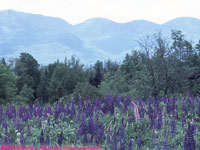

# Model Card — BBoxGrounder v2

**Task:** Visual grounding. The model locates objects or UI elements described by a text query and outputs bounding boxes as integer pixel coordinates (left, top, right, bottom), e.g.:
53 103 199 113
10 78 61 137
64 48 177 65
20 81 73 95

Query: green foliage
89 60 104 87
0 57 6 66
99 70 135 97
0 64 17 103
2 30 200 103
44 56 86 102
71 82 100 102
14 53 40 101
19 84 34 103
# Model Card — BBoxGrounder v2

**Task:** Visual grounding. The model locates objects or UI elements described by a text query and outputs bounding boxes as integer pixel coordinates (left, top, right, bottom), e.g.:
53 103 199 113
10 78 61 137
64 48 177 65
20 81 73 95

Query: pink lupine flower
131 101 140 122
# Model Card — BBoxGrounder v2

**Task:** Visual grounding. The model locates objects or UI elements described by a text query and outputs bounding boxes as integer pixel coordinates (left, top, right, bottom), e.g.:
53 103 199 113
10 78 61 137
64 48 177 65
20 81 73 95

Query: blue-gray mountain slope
1 10 200 64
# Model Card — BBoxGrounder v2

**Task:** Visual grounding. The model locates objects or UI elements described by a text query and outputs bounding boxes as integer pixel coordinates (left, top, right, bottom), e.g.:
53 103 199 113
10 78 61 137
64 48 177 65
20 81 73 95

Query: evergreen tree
14 53 40 101
91 60 103 87
0 64 17 103
0 58 6 66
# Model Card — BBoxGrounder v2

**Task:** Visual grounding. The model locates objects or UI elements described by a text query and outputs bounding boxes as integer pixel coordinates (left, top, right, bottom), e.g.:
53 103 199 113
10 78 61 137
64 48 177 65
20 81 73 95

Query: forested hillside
1 30 200 104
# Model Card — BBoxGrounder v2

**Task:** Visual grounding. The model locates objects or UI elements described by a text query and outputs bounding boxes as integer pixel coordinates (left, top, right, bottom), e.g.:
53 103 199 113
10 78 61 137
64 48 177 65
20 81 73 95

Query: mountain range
0 9 200 65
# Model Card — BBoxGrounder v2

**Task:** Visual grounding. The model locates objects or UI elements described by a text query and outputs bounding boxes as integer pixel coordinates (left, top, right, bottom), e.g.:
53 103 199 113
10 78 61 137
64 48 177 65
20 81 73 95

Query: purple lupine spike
107 134 111 145
184 133 189 150
192 118 196 135
77 119 87 136
188 96 195 113
40 130 45 145
2 136 9 146
112 127 118 150
175 112 179 120
65 104 71 115
47 118 50 126
4 130 13 146
20 133 26 146
75 110 81 124
37 107 43 118
157 108 163 129
160 130 170 150
166 102 171 114
184 122 196 150
119 143 125 150
128 139 133 150
97 123 105 141
119 125 124 145
39 119 42 128
136 136 142 148
83 134 88 145
110 140 117 150
46 105 53 116
45 135 50 146
150 115 155 129
198 102 200 117
148 104 154 117
85 105 93 117
170 116 176 137
88 117 94 134
27 124 32 136
182 115 186 128
57 131 63 146
139 106 145 118
2 120 8 129
22 109 29 122
0 105 3 115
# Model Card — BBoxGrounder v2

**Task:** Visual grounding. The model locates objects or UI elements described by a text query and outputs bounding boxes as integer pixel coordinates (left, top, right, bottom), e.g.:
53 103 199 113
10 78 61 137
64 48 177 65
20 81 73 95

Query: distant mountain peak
1 10 200 64
164 17 200 24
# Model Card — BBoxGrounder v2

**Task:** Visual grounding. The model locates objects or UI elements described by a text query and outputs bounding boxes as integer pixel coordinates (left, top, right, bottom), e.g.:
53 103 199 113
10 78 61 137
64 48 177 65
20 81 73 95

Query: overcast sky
0 0 199 25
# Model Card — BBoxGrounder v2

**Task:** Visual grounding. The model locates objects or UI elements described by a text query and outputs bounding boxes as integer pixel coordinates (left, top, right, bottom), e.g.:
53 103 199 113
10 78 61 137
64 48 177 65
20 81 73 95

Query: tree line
1 30 200 104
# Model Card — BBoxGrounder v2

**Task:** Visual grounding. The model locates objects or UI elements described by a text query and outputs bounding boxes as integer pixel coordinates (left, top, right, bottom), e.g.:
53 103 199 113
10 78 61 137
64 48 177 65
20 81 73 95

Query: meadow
0 93 200 150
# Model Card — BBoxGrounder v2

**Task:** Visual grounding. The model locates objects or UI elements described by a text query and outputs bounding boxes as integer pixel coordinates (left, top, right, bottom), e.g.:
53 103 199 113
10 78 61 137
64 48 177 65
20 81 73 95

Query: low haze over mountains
1 9 200 64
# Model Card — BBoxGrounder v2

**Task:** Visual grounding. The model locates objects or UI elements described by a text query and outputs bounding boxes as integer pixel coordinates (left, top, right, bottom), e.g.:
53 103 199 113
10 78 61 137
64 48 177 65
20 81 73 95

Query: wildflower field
1 94 200 150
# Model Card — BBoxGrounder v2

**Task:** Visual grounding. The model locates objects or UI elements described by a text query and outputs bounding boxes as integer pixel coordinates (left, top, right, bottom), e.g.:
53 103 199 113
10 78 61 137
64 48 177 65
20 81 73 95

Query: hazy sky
0 0 199 25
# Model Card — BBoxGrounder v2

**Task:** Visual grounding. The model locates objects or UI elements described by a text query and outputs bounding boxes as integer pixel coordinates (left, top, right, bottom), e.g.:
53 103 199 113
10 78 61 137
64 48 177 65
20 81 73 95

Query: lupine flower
40 130 45 145
88 117 94 134
119 125 125 145
77 119 87 136
2 120 8 129
160 130 170 150
128 139 133 150
192 118 196 135
198 102 200 117
182 115 186 128
107 134 111 145
182 101 187 115
131 101 140 122
2 136 9 146
184 123 196 150
27 124 32 136
83 134 88 145
136 136 142 148
170 117 176 137
98 123 105 140
20 133 26 146
70 102 76 118
157 108 163 129
45 135 50 146
57 131 63 146
39 119 42 128
119 143 125 150
111 128 118 150
75 110 81 124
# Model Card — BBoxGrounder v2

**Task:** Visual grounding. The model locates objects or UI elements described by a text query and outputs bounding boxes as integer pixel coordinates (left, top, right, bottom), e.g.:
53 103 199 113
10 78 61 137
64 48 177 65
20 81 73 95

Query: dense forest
1 30 200 104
